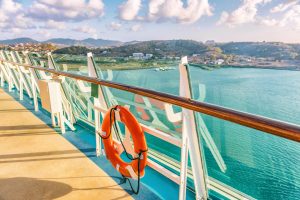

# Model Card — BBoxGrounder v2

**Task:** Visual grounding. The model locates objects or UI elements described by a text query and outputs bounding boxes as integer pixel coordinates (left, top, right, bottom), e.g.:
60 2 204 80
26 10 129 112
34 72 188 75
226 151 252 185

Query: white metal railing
1 50 286 200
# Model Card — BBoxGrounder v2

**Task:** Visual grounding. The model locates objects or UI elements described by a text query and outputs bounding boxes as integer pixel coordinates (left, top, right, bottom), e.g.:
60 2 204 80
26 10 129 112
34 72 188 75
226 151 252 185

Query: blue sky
0 0 300 42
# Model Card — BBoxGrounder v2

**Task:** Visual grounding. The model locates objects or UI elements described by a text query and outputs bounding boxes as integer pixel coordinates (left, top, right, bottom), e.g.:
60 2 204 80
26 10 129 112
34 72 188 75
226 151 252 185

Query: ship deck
0 88 133 200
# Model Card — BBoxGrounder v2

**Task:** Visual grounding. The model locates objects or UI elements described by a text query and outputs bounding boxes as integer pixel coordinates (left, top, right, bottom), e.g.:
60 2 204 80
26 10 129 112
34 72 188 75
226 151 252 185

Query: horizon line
1 37 300 44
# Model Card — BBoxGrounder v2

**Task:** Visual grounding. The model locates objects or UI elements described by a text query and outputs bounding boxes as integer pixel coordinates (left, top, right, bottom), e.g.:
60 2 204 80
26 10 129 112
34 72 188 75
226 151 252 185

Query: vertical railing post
0 52 4 87
179 56 207 200
179 116 189 199
0 51 13 92
0 70 3 87
46 52 75 132
10 51 24 100
14 51 33 98
88 103 92 121
88 52 109 156
47 53 61 128
4 51 19 91
25 52 39 111
89 53 101 156
31 70 38 111
47 52 56 70
94 105 101 156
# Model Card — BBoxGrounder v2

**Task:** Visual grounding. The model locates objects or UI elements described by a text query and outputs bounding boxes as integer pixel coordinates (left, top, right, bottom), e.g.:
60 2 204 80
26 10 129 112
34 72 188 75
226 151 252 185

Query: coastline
56 61 176 71
190 63 300 71
222 65 300 71
56 59 300 72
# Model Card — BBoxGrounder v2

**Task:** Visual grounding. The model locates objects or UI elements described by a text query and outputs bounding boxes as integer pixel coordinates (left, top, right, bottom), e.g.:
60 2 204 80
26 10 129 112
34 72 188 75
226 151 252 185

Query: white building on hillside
205 40 215 46
215 59 224 65
132 53 144 59
145 54 153 59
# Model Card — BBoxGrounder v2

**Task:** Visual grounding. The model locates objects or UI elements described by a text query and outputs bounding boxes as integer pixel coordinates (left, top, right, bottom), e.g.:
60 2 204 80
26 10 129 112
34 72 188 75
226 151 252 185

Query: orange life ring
101 105 148 179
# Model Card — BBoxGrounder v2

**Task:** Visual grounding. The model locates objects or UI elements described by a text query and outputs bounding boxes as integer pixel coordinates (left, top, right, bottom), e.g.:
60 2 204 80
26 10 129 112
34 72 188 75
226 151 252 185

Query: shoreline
190 63 300 71
57 61 175 71
57 61 300 72
223 64 300 71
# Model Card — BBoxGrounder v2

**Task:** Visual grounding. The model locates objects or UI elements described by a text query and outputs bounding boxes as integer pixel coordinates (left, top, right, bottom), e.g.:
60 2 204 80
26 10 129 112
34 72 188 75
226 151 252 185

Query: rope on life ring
98 105 148 194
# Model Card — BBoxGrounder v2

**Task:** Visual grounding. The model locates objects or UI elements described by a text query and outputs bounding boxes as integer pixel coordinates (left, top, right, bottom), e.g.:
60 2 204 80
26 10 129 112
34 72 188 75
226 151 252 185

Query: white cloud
0 0 105 36
0 0 33 30
107 22 122 31
0 0 21 23
37 29 52 38
270 0 299 13
13 14 34 29
0 27 23 38
11 28 22 34
0 0 21 13
73 25 97 34
73 25 98 38
130 24 141 32
278 5 300 29
28 0 105 21
257 3 300 30
218 0 272 26
119 0 141 21
0 12 8 23
118 0 211 23
225 0 300 31
45 20 66 30
259 18 278 26
148 0 212 24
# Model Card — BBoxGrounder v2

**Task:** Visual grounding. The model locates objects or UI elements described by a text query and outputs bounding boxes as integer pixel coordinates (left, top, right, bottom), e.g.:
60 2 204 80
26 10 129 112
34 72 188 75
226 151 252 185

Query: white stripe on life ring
115 109 121 121
126 165 138 180
97 130 106 137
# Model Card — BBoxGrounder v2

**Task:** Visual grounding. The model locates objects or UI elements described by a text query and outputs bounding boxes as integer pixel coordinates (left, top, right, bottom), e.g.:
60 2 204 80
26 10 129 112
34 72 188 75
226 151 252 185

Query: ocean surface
99 66 300 200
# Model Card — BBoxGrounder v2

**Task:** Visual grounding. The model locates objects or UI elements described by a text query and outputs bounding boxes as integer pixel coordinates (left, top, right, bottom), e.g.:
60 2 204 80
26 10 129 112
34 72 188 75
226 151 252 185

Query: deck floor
0 88 132 200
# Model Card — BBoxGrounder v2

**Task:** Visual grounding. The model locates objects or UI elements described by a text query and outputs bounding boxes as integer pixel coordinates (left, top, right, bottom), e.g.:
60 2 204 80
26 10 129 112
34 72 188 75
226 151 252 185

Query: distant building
205 40 215 46
215 59 224 65
192 54 201 57
132 53 144 59
145 54 153 59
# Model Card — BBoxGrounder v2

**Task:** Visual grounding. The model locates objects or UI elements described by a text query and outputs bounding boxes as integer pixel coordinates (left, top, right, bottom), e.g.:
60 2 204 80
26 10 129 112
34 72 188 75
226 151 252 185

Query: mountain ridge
1 38 300 60
53 40 300 60
0 37 39 45
0 37 123 47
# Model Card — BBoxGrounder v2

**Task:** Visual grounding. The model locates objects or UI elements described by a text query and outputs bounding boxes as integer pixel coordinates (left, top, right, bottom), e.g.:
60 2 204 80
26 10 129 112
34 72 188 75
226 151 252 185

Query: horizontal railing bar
1 59 300 143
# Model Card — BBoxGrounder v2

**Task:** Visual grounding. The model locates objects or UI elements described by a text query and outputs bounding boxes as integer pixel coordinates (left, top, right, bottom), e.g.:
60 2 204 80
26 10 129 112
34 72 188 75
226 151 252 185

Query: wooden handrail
1 59 300 142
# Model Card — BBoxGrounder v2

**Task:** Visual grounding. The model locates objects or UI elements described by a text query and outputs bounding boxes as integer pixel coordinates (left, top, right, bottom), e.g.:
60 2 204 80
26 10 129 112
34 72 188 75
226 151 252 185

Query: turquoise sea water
102 66 300 200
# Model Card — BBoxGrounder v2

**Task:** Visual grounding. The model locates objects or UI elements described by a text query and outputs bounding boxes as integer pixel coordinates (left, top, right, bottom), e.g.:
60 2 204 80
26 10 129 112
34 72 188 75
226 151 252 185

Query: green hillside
54 40 209 57
53 40 300 60
219 42 300 60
